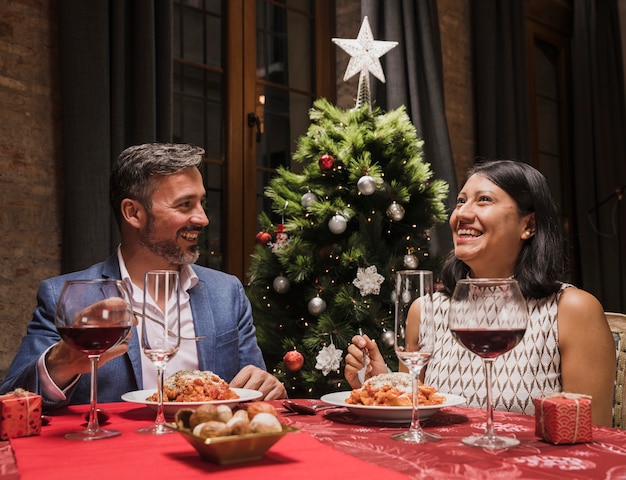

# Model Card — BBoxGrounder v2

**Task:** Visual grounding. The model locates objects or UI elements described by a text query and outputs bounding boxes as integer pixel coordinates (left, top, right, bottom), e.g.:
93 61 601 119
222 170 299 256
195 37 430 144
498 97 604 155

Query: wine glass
136 270 181 435
391 270 441 443
449 278 528 449
54 279 133 440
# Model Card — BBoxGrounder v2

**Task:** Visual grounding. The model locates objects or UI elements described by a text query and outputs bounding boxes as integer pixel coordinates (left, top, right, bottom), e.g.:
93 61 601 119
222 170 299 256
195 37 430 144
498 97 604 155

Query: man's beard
140 216 201 265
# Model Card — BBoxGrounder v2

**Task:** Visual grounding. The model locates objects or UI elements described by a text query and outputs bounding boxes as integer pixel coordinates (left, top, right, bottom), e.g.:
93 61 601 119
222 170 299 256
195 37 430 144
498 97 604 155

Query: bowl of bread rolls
167 401 299 464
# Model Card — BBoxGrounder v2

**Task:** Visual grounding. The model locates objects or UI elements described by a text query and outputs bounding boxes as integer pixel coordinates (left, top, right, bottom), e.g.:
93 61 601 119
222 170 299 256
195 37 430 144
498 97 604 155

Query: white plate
319 391 466 423
121 388 263 417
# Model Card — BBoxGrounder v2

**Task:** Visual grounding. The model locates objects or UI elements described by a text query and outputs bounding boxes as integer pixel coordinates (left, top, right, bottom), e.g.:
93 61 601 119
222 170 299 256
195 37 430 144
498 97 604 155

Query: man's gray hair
109 143 205 226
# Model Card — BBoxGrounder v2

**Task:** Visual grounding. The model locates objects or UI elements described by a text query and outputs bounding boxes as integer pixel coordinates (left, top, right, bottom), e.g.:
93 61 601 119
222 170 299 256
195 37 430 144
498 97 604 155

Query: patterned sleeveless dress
424 283 569 415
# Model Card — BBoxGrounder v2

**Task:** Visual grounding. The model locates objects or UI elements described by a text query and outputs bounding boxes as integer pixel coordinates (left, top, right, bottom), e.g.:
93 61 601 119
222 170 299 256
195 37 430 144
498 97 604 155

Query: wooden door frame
226 0 336 280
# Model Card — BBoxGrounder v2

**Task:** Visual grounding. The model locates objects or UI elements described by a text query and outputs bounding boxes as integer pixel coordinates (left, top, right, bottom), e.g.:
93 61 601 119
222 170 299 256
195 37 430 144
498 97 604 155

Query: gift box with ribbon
0 389 42 440
534 392 592 444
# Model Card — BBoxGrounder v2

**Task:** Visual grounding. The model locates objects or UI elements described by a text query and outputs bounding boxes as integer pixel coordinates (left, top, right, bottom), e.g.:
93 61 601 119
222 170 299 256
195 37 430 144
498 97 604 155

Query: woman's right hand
344 334 388 389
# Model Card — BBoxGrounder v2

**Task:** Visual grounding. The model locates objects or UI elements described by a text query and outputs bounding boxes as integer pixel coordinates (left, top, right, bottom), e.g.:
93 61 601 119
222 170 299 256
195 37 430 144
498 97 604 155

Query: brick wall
438 0 475 187
0 0 61 380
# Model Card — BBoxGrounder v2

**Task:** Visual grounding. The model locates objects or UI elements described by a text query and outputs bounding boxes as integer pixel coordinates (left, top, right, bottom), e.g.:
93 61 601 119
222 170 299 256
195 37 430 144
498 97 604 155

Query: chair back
606 312 626 429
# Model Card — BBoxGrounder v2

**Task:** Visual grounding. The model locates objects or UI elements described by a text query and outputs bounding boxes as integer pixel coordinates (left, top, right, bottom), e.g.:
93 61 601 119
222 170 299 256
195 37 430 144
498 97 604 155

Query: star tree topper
332 16 398 109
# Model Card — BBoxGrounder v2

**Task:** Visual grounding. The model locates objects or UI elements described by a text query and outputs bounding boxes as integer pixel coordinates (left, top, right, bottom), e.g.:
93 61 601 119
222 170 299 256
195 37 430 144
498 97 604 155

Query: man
1 143 286 409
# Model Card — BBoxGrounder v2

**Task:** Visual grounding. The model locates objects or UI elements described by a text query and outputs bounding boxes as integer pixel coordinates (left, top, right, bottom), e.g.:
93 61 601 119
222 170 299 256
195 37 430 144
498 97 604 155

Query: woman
345 160 616 426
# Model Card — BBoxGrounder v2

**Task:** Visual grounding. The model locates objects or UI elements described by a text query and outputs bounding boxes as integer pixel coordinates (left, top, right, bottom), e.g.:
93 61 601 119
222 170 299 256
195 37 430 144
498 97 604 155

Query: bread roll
188 404 232 428
246 401 278 419
193 420 231 439
250 412 282 433
226 410 252 435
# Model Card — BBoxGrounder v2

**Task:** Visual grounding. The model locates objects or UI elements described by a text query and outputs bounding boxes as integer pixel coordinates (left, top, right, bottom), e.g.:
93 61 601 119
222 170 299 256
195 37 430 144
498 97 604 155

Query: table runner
280 401 626 479
9 402 410 480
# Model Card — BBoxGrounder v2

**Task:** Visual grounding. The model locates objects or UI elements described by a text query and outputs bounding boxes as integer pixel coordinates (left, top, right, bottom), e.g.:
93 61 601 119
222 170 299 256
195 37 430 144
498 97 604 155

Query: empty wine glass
136 270 181 435
391 270 441 443
55 279 133 440
449 278 528 449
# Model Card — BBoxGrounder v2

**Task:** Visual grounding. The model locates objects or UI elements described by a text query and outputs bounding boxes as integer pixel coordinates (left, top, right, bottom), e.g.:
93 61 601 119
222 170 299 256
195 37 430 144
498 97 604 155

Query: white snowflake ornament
315 342 343 376
352 265 385 296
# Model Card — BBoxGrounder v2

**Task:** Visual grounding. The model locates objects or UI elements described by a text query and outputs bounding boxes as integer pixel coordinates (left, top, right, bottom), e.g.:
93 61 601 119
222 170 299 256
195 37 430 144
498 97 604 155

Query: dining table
2 397 626 480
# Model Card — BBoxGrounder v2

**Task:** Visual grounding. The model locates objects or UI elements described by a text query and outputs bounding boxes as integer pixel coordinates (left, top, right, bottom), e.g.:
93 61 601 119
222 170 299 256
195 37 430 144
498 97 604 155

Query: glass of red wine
391 270 440 443
449 278 528 449
55 279 133 440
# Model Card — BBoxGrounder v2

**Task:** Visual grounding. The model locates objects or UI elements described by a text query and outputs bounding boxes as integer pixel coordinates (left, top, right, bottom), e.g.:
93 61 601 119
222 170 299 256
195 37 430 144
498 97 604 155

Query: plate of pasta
320 373 465 422
320 391 466 422
121 369 262 417
121 388 263 417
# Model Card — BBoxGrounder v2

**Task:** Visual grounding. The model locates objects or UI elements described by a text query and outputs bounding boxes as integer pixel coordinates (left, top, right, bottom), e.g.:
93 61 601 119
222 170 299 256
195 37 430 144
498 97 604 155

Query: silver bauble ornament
381 330 395 347
328 214 347 234
307 296 327 316
357 175 376 195
386 201 405 221
401 288 412 304
300 191 318 208
272 275 291 294
403 254 418 269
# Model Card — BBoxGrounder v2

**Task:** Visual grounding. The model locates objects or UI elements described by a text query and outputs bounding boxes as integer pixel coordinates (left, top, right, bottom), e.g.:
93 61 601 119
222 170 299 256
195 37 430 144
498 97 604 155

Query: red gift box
0 389 42 440
534 393 592 444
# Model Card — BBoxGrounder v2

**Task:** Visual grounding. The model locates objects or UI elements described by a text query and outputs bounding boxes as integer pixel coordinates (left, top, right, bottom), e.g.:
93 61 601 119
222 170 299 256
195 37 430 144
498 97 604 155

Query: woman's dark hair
439 160 564 299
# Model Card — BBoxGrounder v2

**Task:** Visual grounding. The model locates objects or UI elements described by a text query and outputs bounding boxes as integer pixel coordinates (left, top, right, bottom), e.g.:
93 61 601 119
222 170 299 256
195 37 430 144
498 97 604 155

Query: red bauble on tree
255 231 272 245
318 153 335 171
283 350 305 372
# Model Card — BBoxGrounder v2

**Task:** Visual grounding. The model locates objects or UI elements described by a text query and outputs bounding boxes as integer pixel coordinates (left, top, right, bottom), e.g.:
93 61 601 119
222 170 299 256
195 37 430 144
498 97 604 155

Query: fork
357 328 367 385
132 310 206 342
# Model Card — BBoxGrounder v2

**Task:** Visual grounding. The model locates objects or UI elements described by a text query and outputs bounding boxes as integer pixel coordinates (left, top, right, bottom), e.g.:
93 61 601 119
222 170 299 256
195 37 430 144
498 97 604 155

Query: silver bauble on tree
386 201 405 221
403 253 418 269
328 214 348 234
307 296 327 316
381 329 395 346
300 191 318 208
357 175 376 195
273 275 291 294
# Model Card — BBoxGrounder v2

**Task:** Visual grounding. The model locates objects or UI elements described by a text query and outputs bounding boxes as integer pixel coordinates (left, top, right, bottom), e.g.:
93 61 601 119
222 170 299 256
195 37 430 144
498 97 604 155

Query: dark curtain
471 1 531 163
572 0 626 312
57 0 173 273
471 0 626 311
361 0 457 257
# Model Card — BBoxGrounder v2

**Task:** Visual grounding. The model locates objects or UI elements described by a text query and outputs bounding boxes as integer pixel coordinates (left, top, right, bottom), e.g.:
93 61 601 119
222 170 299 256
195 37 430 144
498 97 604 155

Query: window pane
173 0 225 270
255 1 315 227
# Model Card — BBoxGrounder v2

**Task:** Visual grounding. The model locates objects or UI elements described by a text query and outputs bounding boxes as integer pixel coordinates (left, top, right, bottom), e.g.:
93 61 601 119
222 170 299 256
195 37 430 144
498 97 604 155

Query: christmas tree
246 18 449 398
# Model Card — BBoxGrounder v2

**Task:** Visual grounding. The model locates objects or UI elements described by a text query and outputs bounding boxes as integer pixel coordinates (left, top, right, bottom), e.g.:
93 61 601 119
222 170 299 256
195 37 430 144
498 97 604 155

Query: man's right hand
45 334 132 390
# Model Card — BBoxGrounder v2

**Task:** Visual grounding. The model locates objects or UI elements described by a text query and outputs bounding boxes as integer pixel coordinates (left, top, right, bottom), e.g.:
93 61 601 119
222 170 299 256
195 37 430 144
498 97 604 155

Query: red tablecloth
4 400 626 480
6 402 411 480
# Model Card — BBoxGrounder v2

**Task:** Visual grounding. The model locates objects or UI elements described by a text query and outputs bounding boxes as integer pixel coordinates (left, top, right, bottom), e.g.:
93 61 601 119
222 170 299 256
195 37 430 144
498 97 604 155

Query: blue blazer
0 255 266 409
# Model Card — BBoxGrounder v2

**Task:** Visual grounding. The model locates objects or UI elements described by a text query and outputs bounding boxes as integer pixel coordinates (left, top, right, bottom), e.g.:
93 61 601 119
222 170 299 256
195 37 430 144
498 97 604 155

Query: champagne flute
55 279 133 440
391 270 441 443
449 278 528 449
136 270 181 435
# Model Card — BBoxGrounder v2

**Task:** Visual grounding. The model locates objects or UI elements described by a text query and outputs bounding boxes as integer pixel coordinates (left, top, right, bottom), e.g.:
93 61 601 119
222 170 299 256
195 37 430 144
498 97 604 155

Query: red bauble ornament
255 231 272 245
283 350 305 372
318 153 335 171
